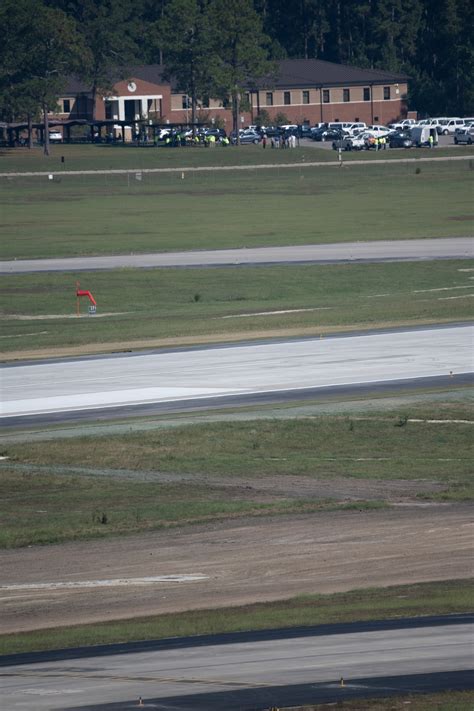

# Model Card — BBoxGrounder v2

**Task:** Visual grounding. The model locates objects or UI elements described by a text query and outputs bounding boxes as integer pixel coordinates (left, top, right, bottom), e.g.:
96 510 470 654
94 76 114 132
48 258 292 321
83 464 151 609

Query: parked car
312 126 347 141
345 122 367 135
297 125 313 139
203 128 226 140
231 130 261 145
332 134 366 151
49 130 63 142
259 126 281 137
388 119 416 131
436 118 464 135
311 127 326 141
388 131 414 148
454 127 474 145
366 125 391 137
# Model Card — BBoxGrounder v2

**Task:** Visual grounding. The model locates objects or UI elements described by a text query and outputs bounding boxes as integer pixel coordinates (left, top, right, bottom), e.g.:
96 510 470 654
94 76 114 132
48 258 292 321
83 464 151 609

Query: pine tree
207 0 274 138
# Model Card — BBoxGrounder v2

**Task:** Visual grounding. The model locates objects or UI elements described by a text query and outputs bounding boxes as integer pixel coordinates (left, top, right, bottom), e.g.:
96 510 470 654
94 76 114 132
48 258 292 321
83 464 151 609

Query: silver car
454 127 474 145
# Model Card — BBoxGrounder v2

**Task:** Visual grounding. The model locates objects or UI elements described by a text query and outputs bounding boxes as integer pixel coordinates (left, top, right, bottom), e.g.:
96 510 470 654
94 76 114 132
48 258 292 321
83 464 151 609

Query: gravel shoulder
1 505 472 634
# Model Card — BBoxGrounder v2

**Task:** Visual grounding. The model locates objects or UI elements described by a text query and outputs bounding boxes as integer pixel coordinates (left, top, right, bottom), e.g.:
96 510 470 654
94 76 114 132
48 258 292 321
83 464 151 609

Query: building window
323 89 330 103
105 102 112 120
383 86 391 100
182 95 190 109
363 87 370 101
148 98 162 115
266 92 273 106
201 95 209 108
302 90 310 104
62 99 70 113
343 89 350 102
284 91 291 105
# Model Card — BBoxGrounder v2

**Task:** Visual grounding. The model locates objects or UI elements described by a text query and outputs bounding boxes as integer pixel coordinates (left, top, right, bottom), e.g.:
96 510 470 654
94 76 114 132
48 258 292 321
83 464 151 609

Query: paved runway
1 618 472 710
0 237 472 274
1 324 472 423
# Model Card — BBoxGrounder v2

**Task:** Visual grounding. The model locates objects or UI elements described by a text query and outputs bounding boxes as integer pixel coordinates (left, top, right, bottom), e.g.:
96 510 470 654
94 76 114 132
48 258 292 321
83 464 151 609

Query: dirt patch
2 463 448 504
1 312 130 320
0 504 471 633
448 215 474 221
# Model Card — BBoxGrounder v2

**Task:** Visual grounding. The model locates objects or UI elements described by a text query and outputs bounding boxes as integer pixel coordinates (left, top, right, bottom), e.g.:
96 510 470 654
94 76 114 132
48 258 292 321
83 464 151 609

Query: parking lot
301 133 457 150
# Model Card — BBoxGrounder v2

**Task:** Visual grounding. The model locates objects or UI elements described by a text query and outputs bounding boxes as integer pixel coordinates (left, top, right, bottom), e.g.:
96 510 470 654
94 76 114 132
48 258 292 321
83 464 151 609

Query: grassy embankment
0 580 471 656
1 260 473 355
1 399 472 547
1 160 472 260
295 690 474 711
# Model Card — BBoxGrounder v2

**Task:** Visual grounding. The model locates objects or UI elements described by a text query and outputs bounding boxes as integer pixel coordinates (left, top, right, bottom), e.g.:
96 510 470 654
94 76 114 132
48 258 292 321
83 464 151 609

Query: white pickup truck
332 134 366 151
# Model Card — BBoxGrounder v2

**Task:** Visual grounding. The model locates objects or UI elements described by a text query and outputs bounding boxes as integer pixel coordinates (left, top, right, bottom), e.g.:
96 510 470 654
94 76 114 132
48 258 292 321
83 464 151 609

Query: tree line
1 0 472 152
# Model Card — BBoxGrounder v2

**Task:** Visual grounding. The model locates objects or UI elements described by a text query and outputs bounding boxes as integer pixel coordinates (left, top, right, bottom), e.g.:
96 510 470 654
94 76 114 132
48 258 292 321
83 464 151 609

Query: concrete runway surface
2 324 473 422
1 619 472 710
0 237 472 274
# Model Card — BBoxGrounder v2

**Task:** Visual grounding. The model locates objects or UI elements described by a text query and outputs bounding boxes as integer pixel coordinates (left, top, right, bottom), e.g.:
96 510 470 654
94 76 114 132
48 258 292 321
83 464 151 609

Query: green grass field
1 260 473 354
1 400 471 546
1 142 473 173
303 690 474 711
1 159 472 259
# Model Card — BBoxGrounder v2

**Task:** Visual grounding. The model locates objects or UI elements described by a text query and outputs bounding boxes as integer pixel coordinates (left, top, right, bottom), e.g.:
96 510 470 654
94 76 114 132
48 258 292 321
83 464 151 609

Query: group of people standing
366 135 387 150
262 133 299 149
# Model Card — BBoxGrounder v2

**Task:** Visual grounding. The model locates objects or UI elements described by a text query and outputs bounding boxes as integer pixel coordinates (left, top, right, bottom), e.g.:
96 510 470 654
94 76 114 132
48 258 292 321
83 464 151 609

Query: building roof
61 59 408 97
62 65 168 96
257 58 408 90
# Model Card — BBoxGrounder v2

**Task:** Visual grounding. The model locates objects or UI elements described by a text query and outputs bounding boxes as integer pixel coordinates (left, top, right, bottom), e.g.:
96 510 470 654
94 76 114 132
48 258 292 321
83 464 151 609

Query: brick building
55 59 409 134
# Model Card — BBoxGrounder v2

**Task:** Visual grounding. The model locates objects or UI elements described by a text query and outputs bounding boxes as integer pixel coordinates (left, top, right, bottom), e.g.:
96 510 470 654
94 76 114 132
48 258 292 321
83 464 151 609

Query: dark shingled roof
255 58 408 89
62 65 168 95
62 59 408 96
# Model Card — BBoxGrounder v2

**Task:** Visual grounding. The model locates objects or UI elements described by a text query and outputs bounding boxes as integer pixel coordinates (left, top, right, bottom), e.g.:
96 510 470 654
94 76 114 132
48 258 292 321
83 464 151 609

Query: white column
118 98 125 121
140 98 148 119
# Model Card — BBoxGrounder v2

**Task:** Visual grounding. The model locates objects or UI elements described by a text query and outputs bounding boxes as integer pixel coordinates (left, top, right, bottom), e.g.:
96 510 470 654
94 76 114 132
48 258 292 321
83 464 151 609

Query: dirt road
1 505 472 633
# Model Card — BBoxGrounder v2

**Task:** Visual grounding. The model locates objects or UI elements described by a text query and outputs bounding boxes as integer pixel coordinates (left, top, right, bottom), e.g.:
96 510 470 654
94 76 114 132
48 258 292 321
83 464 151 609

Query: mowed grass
0 579 472 656
0 470 331 547
0 142 472 173
1 260 473 353
1 403 471 546
303 690 474 711
9 407 473 481
1 160 472 259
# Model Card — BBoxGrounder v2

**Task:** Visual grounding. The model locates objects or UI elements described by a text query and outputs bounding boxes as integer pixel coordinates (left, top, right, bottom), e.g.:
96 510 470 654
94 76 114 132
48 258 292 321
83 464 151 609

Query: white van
437 118 464 134
411 126 438 147
346 122 367 134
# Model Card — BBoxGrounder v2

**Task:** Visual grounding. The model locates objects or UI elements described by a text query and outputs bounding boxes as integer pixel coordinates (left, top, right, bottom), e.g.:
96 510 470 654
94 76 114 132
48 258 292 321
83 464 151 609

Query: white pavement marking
220 307 333 318
1 325 472 418
0 575 209 591
438 294 474 300
413 286 473 293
